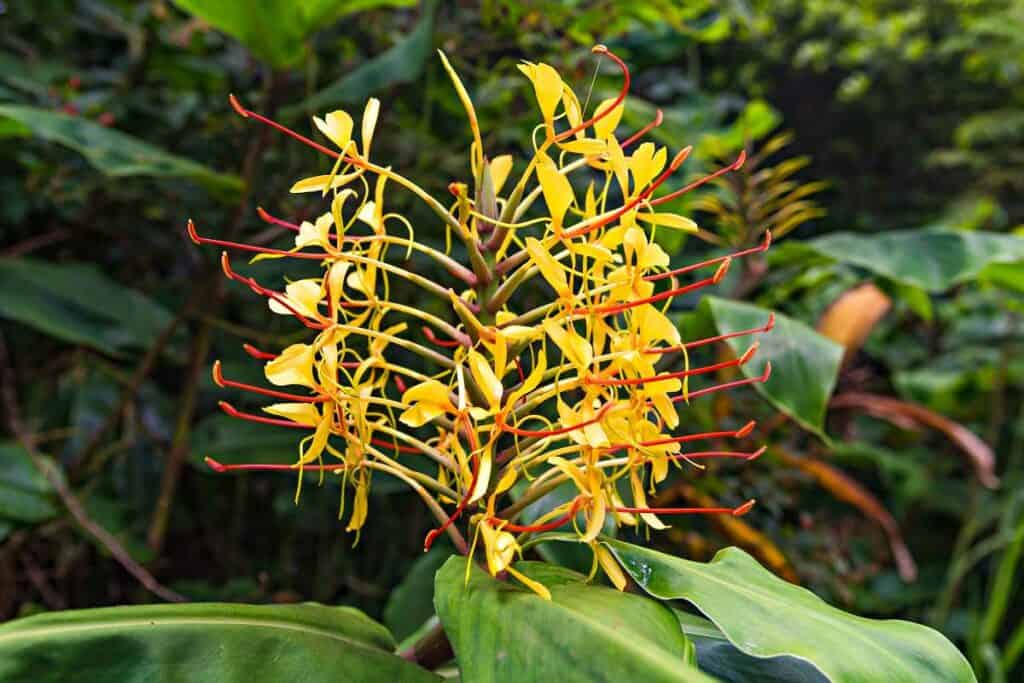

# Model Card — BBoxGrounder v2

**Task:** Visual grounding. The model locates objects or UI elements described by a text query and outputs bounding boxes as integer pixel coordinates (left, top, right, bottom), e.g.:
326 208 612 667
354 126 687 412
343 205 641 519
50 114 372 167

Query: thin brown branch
0 331 186 603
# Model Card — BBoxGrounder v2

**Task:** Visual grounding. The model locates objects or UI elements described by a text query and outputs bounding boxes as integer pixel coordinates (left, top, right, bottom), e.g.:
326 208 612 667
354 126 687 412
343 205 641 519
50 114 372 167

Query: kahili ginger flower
193 45 774 598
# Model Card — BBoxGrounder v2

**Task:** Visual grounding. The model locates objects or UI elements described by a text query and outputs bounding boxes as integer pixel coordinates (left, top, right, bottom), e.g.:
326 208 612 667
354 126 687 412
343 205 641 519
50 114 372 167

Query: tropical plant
0 45 976 682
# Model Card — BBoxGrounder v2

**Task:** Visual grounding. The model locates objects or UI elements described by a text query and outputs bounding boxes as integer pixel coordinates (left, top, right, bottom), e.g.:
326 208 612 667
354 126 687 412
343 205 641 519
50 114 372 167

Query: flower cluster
192 46 774 598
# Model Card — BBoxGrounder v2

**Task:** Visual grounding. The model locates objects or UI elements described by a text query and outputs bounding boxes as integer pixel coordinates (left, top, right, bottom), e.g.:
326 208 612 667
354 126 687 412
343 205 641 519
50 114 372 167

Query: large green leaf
173 0 415 68
801 229 1024 293
434 558 714 683
0 602 440 682
0 442 60 525
675 611 828 683
604 541 976 683
705 296 843 437
0 259 179 356
289 0 438 116
0 105 239 193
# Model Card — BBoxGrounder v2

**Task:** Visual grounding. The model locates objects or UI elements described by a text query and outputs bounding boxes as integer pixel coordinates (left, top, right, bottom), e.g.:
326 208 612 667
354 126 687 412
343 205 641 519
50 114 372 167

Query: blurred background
1 1 1022 678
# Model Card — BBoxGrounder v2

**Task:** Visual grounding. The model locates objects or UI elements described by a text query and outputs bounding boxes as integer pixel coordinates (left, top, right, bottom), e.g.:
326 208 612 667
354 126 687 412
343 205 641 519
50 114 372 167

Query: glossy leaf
705 296 843 437
0 259 178 356
172 0 415 68
605 541 977 683
676 611 828 683
0 105 240 193
0 602 440 682
434 558 714 683
290 0 438 116
802 229 1024 293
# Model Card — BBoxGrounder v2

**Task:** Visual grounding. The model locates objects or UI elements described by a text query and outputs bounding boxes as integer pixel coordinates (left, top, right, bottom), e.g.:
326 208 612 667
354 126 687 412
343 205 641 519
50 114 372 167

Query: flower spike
193 50 783 596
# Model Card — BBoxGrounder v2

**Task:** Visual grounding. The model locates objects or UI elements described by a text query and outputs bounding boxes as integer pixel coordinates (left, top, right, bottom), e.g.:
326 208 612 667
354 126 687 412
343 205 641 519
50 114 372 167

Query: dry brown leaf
817 283 892 365
830 392 998 488
779 450 918 582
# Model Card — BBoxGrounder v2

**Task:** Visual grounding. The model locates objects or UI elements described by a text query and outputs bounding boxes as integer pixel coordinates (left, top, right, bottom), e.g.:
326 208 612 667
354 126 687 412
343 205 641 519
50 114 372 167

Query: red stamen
243 343 278 360
666 446 766 462
500 402 612 437
613 499 755 516
553 45 631 143
621 109 663 149
603 420 756 454
575 259 728 317
187 219 329 260
220 252 328 330
646 230 772 283
205 456 345 473
257 206 301 232
230 94 358 162
588 343 757 387
393 375 408 394
422 326 461 348
563 145 692 240
515 358 526 383
213 360 327 402
673 362 772 402
423 449 481 552
489 497 584 533
649 149 746 207
219 401 312 429
648 314 775 354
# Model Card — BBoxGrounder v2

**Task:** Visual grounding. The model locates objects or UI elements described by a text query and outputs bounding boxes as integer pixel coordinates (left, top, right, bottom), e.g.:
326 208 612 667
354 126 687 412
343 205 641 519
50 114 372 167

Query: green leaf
384 543 452 642
675 611 829 682
289 0 438 116
0 602 441 682
801 229 1024 293
434 558 715 683
173 0 416 68
705 296 843 437
605 541 977 683
0 105 240 193
0 442 60 525
0 259 179 356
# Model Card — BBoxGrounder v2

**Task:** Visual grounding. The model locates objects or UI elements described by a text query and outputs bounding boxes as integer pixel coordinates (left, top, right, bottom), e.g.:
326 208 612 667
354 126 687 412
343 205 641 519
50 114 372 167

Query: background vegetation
1 1 1022 679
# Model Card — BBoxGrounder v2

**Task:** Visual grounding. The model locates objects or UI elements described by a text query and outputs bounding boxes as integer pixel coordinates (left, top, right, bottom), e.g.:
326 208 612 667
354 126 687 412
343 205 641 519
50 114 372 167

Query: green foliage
171 0 417 67
2 0 1023 680
0 602 440 682
435 558 712 682
705 297 843 436
605 541 976 683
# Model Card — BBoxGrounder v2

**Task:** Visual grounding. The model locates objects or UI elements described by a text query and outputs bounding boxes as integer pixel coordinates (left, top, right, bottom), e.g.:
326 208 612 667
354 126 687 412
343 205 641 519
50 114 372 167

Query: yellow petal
593 98 624 140
290 171 360 194
490 155 514 194
559 138 606 155
361 98 380 156
264 402 320 427
636 212 699 232
313 110 353 150
269 279 321 317
468 348 503 410
469 450 492 503
630 143 666 190
595 545 628 591
526 237 569 296
507 566 552 601
543 319 592 370
265 343 317 389
519 62 563 122
536 154 574 229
